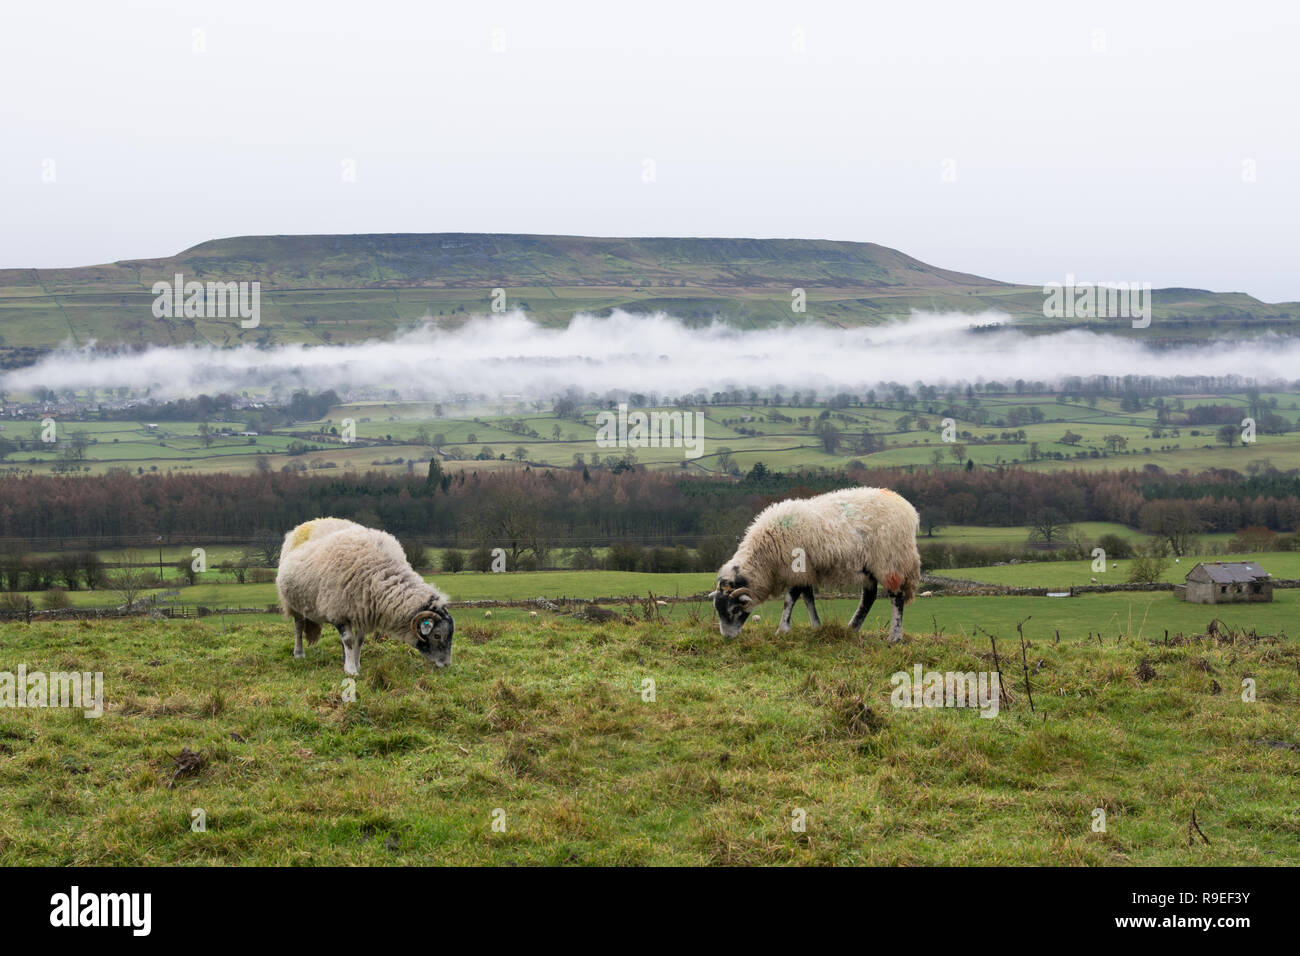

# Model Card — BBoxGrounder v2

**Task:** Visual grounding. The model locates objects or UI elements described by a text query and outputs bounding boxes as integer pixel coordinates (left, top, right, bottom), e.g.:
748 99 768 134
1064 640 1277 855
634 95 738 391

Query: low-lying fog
2 311 1295 402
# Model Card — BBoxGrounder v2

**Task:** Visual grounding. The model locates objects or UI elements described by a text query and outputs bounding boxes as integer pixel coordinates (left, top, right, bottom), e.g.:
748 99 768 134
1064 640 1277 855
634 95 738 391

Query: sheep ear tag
419 618 435 637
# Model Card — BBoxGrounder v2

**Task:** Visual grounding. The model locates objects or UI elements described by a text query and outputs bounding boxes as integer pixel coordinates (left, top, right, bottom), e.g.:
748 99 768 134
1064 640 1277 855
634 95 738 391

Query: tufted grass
0 605 1296 865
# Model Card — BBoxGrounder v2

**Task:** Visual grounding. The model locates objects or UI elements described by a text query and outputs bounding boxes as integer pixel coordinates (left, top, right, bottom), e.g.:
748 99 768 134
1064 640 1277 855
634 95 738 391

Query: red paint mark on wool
884 572 904 592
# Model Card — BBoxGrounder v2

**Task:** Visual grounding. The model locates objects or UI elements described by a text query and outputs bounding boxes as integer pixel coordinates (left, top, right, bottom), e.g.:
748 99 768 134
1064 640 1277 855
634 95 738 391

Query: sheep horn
730 587 753 601
411 610 440 637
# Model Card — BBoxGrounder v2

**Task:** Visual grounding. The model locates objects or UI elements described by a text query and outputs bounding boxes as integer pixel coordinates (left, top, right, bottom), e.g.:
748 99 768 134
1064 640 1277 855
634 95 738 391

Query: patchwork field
4 390 1298 477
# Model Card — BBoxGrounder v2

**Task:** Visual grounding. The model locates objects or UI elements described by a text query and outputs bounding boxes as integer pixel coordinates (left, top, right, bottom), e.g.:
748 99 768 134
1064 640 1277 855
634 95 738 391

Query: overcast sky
2 0 1297 300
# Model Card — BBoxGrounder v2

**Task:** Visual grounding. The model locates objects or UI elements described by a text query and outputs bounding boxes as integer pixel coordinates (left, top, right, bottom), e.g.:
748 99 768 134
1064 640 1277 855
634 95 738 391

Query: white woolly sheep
711 486 921 643
276 517 454 676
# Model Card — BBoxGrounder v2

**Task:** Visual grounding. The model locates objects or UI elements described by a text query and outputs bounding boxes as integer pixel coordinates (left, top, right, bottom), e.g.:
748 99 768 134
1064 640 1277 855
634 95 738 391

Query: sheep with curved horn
276 518 454 676
710 487 921 642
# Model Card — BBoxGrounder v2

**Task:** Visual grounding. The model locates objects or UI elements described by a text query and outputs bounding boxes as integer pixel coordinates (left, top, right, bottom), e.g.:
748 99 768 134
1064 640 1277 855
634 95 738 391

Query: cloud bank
3 311 1295 401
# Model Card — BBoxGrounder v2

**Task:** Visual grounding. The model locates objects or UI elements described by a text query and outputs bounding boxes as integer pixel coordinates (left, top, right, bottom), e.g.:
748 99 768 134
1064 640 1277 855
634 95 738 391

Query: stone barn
1181 561 1272 604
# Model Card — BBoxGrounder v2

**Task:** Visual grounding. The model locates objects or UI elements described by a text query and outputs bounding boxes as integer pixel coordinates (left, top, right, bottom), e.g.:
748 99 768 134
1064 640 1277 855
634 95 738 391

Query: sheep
276 517 454 676
711 487 921 643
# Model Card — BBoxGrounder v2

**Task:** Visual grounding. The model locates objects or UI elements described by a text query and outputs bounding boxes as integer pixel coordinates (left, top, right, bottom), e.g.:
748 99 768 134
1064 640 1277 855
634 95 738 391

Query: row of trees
1 462 1298 555
0 551 104 592
410 539 734 575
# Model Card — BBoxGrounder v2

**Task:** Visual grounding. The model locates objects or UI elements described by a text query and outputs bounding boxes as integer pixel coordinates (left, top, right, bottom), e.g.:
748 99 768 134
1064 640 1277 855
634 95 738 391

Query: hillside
3 602 1296 865
1 233 1296 363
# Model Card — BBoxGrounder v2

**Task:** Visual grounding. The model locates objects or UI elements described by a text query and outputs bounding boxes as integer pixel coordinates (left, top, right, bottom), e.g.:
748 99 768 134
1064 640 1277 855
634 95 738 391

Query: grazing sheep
711 487 921 643
276 517 454 676
529 610 538 618
484 610 492 619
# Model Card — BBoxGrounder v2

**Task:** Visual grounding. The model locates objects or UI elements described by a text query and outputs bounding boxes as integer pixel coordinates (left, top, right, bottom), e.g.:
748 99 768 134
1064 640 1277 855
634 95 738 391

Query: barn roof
1187 561 1269 583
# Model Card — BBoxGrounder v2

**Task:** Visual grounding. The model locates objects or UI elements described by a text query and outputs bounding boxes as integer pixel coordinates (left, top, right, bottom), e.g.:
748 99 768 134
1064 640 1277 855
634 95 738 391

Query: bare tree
470 481 549 563
1141 500 1201 557
249 529 282 567
1028 508 1071 548
78 552 105 590
112 551 150 610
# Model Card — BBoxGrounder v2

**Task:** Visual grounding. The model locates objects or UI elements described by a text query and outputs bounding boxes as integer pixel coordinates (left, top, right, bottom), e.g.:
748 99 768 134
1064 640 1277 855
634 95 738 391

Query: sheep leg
887 591 905 643
337 623 364 676
777 589 798 633
849 575 878 631
800 587 822 628
294 617 322 658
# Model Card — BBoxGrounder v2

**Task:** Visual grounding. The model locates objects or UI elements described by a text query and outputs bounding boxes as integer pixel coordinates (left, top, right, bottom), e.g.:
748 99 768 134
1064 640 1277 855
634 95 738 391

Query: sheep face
408 605 455 668
710 575 755 639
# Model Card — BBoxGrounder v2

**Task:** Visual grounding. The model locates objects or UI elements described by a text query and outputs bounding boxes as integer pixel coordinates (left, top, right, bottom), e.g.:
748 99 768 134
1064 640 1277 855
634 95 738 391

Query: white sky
2 0 1297 300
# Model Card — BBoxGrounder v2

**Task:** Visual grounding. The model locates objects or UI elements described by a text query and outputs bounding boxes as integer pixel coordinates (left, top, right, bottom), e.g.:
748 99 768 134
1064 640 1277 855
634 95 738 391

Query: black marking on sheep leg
337 622 363 676
778 589 797 633
800 587 822 628
849 574 878 631
888 591 905 642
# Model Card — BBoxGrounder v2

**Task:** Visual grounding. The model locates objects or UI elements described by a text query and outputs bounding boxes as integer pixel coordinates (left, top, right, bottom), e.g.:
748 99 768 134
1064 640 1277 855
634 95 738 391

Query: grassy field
1 587 1296 865
942 552 1300 588
5 389 1298 477
7 569 719 613
11 543 1289 614
920 521 1239 550
1 522 1153 566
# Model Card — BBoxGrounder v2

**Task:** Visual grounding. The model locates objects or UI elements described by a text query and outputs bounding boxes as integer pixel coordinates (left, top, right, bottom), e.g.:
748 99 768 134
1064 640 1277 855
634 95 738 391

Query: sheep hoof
293 649 305 659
